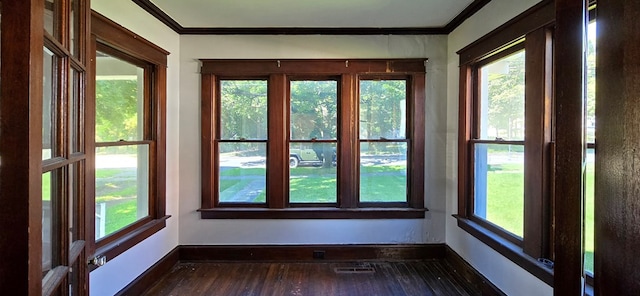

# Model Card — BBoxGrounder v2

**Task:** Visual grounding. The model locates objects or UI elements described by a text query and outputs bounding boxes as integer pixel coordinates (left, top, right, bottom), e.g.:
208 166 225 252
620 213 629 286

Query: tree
486 51 525 140
95 79 141 142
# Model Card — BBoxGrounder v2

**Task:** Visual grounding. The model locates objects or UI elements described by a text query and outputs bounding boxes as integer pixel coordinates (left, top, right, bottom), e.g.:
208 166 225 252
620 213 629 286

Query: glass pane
70 0 80 57
586 22 596 144
359 80 407 139
95 51 145 142
219 142 266 203
479 50 526 141
585 147 595 274
95 145 149 240
290 80 337 140
584 21 597 275
289 142 337 203
360 142 407 202
42 171 58 274
69 68 81 152
474 143 524 237
220 80 267 140
69 162 80 244
43 47 57 160
44 0 57 38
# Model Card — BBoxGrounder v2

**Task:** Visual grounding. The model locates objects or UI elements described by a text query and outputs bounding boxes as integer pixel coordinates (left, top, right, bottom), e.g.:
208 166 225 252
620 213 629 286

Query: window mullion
409 73 425 209
523 27 553 259
267 73 288 208
338 74 358 208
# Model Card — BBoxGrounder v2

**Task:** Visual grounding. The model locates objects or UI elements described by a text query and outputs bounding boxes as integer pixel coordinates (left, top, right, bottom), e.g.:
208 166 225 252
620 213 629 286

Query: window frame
455 0 555 285
88 11 169 267
200 59 426 219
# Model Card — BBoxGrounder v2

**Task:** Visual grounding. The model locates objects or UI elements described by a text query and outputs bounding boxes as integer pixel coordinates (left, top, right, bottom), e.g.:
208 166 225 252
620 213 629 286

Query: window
584 19 596 278
200 60 426 219
456 1 555 284
90 12 169 264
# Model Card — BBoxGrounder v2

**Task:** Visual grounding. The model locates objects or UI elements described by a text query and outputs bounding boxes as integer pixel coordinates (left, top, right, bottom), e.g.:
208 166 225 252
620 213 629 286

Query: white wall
178 35 449 245
89 1 181 295
445 0 553 295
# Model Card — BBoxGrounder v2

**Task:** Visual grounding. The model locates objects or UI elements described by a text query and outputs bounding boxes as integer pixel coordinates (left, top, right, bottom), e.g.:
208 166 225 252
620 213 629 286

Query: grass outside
484 161 595 273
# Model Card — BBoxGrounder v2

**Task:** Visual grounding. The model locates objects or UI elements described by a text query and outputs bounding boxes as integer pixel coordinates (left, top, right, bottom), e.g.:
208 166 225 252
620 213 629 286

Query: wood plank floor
142 260 480 296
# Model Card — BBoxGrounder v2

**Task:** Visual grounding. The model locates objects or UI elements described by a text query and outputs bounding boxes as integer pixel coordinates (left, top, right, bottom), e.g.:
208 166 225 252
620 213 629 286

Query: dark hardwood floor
142 260 481 296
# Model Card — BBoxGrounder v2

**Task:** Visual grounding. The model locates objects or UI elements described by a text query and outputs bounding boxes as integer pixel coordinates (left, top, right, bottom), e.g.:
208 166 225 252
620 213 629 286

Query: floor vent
333 266 376 274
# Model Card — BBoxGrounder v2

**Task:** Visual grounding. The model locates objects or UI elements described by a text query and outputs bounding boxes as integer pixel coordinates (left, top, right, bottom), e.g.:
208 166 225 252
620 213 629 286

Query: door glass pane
220 80 267 140
474 143 524 238
585 147 595 274
70 0 80 57
218 142 266 203
42 171 58 274
290 80 337 140
95 51 145 142
95 145 149 240
360 142 407 202
69 68 81 152
585 21 597 275
44 0 57 38
289 142 337 203
43 47 58 160
69 163 80 244
359 80 407 140
479 50 526 141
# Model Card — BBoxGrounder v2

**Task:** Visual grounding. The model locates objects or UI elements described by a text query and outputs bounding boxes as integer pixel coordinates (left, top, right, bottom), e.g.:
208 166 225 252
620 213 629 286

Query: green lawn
484 162 595 273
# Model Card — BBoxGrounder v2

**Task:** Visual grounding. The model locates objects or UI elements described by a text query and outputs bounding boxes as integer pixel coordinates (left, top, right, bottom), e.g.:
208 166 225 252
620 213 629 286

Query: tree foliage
95 79 141 142
485 51 525 140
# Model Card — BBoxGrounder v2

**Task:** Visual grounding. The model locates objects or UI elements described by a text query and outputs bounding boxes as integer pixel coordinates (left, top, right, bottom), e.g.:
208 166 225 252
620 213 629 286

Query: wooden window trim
200 59 426 219
456 0 555 286
89 11 170 267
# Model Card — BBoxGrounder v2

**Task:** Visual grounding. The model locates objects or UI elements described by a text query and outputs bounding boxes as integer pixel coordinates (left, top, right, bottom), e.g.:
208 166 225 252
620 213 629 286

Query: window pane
44 0 57 38
219 142 266 203
474 143 524 237
42 170 58 274
584 21 597 275
95 51 145 142
43 47 58 160
70 0 80 57
42 172 52 274
360 80 406 139
69 68 82 152
585 147 595 274
95 145 149 240
360 142 407 202
220 80 267 140
586 22 596 144
479 50 525 141
290 80 337 140
290 142 337 203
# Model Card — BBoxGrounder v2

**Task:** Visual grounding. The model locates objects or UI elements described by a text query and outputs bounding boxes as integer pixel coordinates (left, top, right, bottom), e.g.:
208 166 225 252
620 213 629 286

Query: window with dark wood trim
88 11 169 266
456 0 556 285
200 59 426 219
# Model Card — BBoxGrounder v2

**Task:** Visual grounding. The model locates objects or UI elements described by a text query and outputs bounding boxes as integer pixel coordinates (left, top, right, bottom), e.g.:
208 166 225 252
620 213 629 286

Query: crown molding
132 0 490 35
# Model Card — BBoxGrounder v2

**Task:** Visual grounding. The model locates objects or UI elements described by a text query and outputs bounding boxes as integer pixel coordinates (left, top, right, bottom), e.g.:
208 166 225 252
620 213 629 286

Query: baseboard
179 243 446 261
114 244 504 296
444 245 506 296
114 247 179 296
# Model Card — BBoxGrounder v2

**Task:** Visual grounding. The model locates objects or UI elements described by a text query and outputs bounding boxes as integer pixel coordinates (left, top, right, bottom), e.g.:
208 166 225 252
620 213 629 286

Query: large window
456 1 555 285
90 12 169 264
200 60 426 219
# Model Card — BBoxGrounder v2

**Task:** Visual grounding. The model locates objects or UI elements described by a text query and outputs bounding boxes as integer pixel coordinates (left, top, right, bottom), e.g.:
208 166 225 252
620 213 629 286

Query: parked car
289 147 336 168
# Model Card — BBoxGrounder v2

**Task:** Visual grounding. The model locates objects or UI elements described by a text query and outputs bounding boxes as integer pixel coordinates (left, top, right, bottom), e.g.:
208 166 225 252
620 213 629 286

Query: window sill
453 215 553 286
199 207 427 219
90 215 171 271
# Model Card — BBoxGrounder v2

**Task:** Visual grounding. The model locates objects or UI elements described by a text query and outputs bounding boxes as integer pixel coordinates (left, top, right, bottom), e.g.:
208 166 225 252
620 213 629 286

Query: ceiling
133 0 490 34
